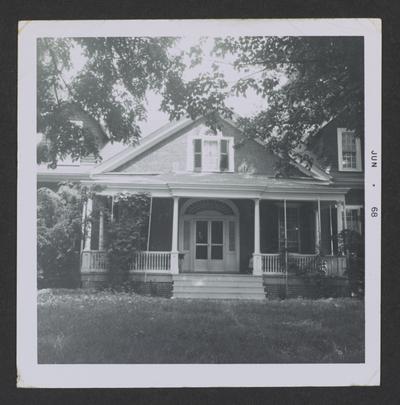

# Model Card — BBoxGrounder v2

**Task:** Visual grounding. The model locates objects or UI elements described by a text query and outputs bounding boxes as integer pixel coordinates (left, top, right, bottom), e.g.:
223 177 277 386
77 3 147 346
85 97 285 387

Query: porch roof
88 172 349 201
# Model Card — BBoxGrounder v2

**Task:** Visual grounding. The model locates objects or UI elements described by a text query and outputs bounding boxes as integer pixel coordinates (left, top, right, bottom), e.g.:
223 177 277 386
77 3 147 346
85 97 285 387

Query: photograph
17 19 381 387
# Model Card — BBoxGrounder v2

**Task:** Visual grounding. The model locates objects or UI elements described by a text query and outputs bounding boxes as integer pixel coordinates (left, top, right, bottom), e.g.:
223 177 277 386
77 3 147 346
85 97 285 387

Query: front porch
81 194 349 296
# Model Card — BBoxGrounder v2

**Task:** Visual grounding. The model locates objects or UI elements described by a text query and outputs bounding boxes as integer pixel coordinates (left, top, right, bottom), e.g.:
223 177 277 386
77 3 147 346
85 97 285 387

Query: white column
98 209 104 251
317 198 322 254
336 201 344 234
83 197 93 251
253 198 262 275
329 204 334 255
170 196 180 274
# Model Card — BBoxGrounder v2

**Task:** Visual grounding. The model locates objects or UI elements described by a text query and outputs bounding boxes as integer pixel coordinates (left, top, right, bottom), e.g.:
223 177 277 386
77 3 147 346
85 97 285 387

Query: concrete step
173 275 261 281
173 292 266 300
173 286 265 293
172 273 266 300
173 280 263 287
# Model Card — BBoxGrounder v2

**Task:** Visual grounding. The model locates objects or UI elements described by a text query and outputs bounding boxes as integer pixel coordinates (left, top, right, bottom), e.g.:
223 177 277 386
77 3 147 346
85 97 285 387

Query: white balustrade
288 253 319 272
130 251 171 272
81 250 108 273
261 253 282 274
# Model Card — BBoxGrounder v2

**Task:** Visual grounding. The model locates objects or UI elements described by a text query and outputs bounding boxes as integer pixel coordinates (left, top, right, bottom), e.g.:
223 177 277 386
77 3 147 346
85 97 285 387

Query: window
345 206 363 234
278 206 300 252
194 139 202 170
220 139 229 171
190 135 233 172
337 128 362 171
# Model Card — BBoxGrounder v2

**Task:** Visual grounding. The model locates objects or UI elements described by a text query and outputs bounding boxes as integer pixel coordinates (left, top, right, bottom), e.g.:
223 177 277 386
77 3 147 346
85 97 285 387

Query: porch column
253 198 262 275
98 209 104 251
170 196 180 274
329 203 334 255
336 200 345 234
83 197 93 251
314 199 321 254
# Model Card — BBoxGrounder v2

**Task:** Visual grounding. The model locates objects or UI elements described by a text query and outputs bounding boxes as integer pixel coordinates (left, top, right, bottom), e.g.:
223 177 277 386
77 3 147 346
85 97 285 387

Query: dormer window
337 128 362 172
189 132 234 173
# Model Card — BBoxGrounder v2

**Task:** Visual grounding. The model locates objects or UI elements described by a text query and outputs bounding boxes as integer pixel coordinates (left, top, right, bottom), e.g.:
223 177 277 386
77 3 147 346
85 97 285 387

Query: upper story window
337 128 362 172
190 132 234 173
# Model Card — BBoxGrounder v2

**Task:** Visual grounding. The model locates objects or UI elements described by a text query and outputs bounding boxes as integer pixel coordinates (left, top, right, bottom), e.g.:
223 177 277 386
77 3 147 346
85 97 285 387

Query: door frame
179 198 240 273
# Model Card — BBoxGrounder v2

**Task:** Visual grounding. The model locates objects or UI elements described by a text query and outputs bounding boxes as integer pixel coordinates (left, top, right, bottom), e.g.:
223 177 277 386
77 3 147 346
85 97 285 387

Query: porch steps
172 274 266 300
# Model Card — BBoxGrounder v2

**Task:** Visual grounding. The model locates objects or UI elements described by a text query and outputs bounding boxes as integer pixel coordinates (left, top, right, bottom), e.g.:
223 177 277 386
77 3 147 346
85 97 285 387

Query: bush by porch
38 289 364 364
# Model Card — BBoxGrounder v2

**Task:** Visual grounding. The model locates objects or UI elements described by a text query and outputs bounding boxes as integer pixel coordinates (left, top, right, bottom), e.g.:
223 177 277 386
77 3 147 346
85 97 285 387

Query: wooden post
98 209 104 251
329 203 334 255
171 196 179 274
284 199 288 296
83 197 93 251
253 198 262 275
317 198 322 253
146 196 153 251
110 195 114 222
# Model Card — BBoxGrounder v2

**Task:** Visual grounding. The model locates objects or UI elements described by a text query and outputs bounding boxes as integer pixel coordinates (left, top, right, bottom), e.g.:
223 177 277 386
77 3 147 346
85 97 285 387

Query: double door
194 219 225 272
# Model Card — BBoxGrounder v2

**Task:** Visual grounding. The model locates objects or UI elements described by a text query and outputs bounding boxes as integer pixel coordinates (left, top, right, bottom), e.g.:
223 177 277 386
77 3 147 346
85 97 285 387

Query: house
37 114 364 299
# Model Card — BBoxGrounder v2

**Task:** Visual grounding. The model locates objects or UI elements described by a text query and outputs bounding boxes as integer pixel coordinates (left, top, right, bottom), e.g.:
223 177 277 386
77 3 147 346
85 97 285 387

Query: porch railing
261 253 347 276
130 251 171 272
288 253 319 273
261 253 281 274
81 250 108 273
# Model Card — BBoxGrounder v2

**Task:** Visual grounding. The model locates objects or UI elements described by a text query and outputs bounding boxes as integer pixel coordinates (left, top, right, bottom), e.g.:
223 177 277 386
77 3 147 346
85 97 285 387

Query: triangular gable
91 114 330 181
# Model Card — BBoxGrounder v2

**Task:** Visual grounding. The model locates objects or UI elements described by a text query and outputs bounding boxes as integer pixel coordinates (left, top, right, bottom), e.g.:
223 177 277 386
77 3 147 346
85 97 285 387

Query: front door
195 220 225 272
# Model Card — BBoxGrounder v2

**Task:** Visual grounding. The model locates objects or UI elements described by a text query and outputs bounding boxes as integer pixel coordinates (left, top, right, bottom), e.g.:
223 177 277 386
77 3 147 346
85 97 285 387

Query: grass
38 289 364 364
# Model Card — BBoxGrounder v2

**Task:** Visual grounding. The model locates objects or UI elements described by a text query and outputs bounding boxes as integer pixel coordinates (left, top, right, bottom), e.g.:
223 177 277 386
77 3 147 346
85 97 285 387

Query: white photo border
17 19 381 388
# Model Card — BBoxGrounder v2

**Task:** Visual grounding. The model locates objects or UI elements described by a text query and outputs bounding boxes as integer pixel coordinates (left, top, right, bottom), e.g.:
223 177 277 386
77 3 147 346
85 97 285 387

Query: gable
113 118 296 177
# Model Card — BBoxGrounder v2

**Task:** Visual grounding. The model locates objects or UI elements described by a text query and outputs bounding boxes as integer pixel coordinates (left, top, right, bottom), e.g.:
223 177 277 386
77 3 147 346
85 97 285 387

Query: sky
68 36 268 137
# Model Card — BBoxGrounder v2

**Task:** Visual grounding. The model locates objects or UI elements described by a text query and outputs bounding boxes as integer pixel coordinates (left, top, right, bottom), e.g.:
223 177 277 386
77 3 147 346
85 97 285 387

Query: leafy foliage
105 193 151 279
37 183 83 287
213 36 364 172
38 36 363 169
335 229 364 296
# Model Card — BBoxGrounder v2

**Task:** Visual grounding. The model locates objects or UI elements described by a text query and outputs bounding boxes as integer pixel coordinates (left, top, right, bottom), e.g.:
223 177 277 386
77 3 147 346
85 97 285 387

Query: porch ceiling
86 172 349 201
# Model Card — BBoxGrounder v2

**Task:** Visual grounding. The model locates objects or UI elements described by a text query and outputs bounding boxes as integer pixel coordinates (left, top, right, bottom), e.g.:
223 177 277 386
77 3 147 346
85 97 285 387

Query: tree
37 183 83 287
212 36 364 168
37 37 230 167
38 36 363 168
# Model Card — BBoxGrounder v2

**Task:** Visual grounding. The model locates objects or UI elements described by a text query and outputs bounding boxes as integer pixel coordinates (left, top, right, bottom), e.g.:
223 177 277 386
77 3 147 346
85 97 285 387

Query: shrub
105 193 151 284
37 183 83 288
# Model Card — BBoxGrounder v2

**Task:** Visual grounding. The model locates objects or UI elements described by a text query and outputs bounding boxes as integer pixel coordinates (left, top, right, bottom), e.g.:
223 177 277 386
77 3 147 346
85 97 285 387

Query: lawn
38 289 364 364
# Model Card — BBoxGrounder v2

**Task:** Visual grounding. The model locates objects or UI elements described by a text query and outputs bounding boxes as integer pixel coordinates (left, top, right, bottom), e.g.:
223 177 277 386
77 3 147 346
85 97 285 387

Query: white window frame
187 132 234 173
337 128 362 172
345 205 363 234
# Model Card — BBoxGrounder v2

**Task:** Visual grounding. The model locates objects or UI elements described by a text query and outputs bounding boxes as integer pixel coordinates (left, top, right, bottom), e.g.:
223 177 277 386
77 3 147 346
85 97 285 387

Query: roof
38 113 333 184
87 172 349 200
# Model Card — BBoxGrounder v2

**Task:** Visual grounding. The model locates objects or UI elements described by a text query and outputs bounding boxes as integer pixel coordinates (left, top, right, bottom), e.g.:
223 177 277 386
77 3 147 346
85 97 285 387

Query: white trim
337 128 362 172
179 198 240 272
188 130 235 173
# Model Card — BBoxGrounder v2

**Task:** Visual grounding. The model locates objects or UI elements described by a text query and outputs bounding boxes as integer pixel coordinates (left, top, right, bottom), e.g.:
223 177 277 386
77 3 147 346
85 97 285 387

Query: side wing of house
307 118 364 235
